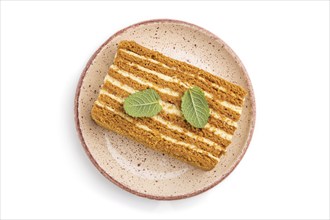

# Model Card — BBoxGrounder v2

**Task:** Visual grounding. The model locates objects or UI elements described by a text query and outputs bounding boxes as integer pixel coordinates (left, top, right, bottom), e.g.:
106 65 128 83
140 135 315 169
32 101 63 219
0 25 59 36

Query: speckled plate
75 19 256 200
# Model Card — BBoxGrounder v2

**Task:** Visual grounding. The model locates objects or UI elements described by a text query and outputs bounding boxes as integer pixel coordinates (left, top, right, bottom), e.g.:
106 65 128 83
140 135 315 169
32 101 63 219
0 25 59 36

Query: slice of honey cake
91 41 247 170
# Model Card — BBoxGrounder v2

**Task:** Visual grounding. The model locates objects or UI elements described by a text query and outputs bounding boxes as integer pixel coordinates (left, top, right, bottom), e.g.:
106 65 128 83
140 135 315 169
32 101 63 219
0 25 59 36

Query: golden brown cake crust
119 41 247 97
91 40 247 170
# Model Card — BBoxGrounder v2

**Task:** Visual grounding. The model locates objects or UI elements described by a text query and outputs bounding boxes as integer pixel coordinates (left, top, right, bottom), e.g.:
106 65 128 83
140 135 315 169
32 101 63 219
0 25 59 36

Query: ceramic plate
75 19 256 200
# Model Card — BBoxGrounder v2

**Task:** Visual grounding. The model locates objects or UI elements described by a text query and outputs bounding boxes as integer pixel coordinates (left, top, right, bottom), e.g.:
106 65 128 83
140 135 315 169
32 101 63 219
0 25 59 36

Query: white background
1 1 329 219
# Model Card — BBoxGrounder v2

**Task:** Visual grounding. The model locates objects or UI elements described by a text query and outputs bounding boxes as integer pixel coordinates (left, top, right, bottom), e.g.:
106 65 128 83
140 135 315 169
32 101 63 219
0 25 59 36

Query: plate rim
74 18 256 200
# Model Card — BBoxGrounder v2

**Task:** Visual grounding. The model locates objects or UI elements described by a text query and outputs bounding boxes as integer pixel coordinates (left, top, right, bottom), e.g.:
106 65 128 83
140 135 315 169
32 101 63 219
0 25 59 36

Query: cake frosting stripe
101 78 235 141
99 91 230 146
108 66 240 121
100 81 235 138
103 73 238 128
96 93 226 156
112 59 243 115
116 50 244 106
91 103 220 170
118 41 247 97
91 40 247 170
120 48 243 103
115 58 244 115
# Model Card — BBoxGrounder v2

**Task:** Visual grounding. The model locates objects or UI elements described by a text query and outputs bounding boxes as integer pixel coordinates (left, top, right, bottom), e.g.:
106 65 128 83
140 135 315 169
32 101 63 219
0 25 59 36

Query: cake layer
116 50 244 106
118 41 247 97
103 73 238 128
101 75 234 144
102 80 237 135
99 92 231 147
91 103 220 170
97 93 224 157
91 40 247 170
108 65 240 121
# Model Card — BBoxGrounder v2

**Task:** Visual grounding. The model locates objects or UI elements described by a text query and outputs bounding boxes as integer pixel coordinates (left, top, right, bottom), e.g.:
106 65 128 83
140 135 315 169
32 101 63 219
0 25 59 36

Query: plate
74 19 256 200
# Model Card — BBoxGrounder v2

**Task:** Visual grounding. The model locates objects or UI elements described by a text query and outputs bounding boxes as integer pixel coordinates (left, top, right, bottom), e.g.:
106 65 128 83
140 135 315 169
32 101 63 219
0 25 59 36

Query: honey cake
91 41 247 170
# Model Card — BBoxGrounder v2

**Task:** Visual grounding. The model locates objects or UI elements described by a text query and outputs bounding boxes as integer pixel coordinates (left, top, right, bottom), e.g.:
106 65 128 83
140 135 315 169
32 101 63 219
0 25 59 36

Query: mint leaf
181 86 210 128
124 89 162 117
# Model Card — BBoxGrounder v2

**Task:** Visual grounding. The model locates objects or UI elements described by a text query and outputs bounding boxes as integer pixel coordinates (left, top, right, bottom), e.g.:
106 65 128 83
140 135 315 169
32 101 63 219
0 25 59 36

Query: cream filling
99 88 233 141
120 49 241 100
105 75 136 94
110 65 241 122
104 73 237 130
204 124 232 141
210 109 237 127
159 134 220 161
117 52 243 113
136 124 152 132
95 101 219 161
120 49 176 70
152 115 225 150
128 63 190 89
159 100 181 116
204 92 242 114
103 75 181 116
110 65 180 97
220 100 243 113
129 62 242 113
99 89 123 103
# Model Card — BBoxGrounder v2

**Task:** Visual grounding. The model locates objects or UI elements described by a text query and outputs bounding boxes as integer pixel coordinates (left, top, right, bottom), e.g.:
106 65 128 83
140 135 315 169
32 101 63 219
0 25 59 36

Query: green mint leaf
124 89 162 117
181 86 210 128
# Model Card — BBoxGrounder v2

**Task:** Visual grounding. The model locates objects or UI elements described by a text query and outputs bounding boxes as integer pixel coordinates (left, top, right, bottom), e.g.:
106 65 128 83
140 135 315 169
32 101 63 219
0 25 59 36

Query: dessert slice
91 41 247 170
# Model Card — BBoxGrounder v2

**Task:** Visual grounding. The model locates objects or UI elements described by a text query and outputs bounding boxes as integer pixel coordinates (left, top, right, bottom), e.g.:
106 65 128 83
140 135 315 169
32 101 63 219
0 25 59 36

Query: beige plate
75 19 256 200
